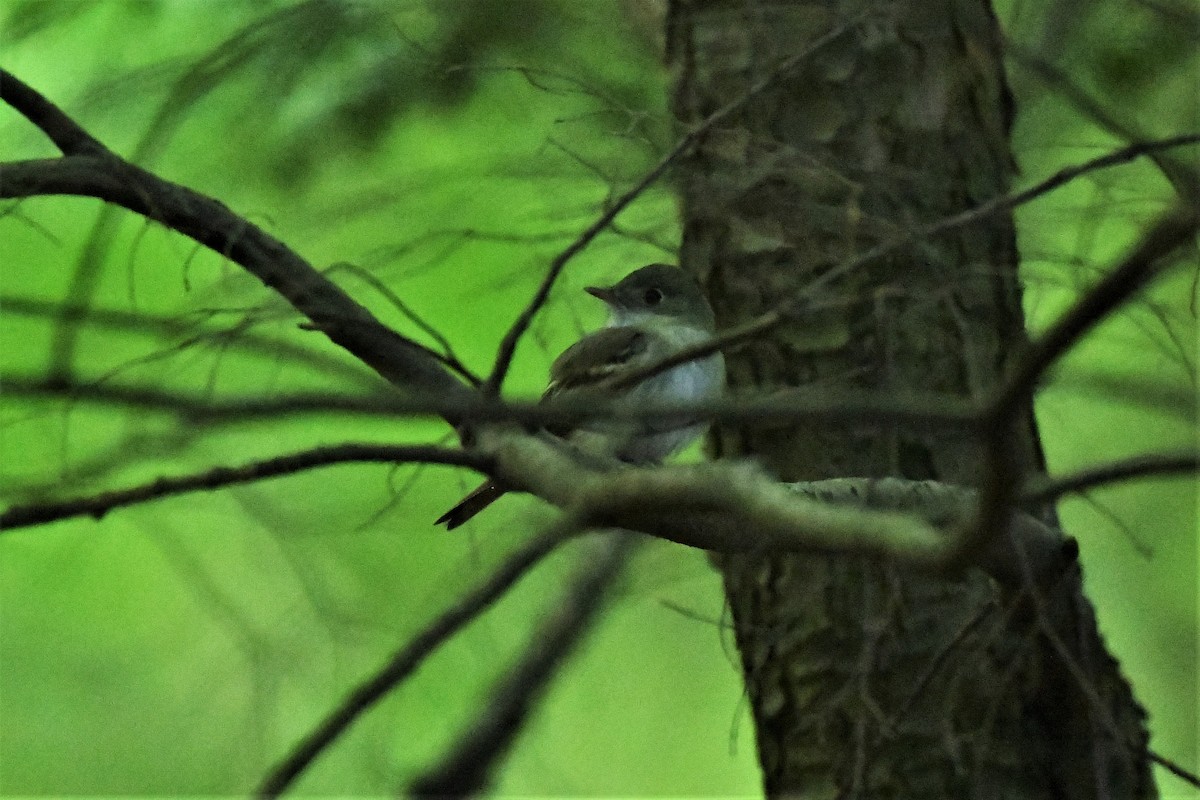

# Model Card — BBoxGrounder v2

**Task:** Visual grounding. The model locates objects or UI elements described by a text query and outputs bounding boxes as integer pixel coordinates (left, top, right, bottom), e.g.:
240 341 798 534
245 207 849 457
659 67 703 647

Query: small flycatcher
436 263 724 528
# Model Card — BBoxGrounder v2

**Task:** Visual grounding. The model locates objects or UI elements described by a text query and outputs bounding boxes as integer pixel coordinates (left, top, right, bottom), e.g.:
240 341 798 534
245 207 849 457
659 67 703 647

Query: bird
435 263 725 529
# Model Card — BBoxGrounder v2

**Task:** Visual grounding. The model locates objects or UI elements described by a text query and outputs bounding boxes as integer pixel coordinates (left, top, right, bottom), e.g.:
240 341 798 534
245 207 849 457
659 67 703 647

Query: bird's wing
544 325 649 399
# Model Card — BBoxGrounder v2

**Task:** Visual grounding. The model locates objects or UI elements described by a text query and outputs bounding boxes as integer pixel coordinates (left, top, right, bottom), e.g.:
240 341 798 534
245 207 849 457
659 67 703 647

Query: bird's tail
434 481 505 529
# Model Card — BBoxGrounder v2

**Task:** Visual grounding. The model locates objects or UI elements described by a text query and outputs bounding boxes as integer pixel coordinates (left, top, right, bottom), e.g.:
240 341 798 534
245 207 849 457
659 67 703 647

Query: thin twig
1005 38 1200 200
3 372 981 432
323 262 480 385
1 296 386 391
0 444 489 530
1149 750 1200 789
41 4 331 382
1020 451 1199 506
0 374 408 420
994 206 1200 421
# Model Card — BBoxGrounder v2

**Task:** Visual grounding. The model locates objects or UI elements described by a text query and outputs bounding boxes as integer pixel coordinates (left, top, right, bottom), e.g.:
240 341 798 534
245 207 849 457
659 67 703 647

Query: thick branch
486 432 1074 588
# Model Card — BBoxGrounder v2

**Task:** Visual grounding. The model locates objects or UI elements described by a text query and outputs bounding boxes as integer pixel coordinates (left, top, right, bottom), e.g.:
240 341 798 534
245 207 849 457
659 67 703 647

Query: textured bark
666 1 1154 797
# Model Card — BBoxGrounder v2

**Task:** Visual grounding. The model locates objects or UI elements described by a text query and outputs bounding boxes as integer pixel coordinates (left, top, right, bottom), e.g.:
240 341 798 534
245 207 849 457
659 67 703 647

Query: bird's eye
643 287 664 306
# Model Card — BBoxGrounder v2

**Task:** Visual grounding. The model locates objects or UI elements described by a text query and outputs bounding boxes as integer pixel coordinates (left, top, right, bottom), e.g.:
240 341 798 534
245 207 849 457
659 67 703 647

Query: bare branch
409 533 636 798
5 72 1194 580
0 70 111 156
1150 750 1200 790
2 371 982 433
0 155 463 401
38 6 299 384
1 296 387 391
256 521 581 799
1 374 407 420
0 444 488 531
486 430 1074 589
995 206 1200 418
1020 451 1199 506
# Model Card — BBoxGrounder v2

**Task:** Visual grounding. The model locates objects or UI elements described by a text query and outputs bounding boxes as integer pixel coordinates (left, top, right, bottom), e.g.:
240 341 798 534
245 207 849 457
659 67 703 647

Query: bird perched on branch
436 263 725 529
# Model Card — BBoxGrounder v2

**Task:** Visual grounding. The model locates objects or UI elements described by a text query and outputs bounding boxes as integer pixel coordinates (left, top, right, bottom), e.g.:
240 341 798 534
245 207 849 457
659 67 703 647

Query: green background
0 1 1195 795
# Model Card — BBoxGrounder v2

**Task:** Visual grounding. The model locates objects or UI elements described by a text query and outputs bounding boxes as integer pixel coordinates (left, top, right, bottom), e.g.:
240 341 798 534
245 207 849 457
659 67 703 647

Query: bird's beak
585 285 616 304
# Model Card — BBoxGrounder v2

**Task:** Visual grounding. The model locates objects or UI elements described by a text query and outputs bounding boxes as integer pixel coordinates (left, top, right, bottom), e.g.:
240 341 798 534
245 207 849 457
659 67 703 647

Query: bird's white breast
604 321 723 463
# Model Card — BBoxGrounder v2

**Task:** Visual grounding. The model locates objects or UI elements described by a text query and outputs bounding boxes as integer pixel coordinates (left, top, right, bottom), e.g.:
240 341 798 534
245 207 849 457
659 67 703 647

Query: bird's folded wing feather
544 326 649 397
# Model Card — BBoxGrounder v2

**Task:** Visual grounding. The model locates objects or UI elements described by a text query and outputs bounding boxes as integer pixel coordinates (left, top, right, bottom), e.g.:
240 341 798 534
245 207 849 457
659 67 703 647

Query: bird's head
585 263 715 332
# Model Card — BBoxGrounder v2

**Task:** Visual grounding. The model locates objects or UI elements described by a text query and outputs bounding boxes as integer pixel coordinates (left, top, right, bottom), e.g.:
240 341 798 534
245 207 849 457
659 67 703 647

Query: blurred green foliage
0 0 1196 795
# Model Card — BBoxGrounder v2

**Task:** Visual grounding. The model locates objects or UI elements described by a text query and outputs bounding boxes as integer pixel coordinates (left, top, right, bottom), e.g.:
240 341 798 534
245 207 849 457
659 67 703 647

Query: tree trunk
666 1 1154 797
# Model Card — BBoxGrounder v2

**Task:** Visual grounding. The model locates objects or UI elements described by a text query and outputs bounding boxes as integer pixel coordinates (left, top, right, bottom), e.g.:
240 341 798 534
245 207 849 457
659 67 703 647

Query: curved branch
0 155 466 401
1 69 468 408
1021 451 1199 506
